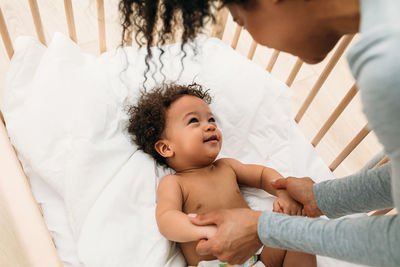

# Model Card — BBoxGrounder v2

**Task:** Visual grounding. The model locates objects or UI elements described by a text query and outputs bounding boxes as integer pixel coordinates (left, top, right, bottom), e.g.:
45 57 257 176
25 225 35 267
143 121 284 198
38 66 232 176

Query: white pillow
2 36 82 267
3 32 333 267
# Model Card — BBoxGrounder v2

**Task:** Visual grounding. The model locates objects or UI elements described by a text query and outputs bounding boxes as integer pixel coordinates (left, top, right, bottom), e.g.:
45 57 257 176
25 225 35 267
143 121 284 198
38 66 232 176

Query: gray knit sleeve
313 163 393 219
258 211 400 267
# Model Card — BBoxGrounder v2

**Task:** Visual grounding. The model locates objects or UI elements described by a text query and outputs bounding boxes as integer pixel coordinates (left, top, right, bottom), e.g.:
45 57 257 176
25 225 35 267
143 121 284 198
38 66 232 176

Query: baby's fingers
277 200 284 213
281 205 291 215
287 206 301 216
273 200 281 213
290 208 297 216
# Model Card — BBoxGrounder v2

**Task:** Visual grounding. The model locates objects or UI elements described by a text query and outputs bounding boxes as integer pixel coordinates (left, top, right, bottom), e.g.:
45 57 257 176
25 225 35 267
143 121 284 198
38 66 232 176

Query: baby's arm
156 175 216 242
221 158 302 215
221 158 283 194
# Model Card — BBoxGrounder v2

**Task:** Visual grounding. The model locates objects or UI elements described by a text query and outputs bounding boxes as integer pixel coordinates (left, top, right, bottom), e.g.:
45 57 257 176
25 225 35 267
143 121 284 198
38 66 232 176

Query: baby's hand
201 225 217 240
273 190 303 216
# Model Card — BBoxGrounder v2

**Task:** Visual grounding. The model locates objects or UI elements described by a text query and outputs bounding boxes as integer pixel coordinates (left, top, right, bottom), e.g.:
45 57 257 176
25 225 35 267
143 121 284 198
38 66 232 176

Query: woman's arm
190 208 400 266
258 211 400 267
273 163 393 218
156 175 216 242
314 163 393 218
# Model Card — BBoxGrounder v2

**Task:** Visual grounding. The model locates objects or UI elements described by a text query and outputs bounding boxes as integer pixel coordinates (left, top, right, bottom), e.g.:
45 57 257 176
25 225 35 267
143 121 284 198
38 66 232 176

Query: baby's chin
197 154 219 166
208 152 220 162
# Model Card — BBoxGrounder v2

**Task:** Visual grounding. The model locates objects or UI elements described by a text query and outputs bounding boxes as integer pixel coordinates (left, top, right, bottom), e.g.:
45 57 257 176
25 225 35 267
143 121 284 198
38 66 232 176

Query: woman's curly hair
118 0 246 83
127 83 212 167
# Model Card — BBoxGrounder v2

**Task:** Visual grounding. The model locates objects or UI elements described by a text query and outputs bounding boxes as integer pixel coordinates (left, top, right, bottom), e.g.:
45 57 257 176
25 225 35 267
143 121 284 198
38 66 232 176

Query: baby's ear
154 140 174 158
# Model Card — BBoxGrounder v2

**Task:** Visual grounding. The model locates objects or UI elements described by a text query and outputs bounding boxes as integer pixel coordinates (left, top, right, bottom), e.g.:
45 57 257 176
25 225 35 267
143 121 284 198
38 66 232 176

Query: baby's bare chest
180 168 249 214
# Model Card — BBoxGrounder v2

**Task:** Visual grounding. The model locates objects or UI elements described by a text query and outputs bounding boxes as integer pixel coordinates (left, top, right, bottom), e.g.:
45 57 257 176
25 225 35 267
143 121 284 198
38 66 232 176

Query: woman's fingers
196 238 217 256
271 178 287 189
189 211 222 226
273 200 281 212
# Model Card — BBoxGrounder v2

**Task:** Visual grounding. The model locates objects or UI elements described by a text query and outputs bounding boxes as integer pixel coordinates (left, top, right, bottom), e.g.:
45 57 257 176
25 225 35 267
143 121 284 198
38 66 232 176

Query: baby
127 83 316 267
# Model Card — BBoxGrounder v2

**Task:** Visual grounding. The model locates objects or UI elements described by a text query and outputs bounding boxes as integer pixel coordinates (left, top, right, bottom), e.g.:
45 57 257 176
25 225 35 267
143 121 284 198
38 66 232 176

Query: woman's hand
201 224 218 240
189 209 263 265
271 177 323 217
273 190 303 216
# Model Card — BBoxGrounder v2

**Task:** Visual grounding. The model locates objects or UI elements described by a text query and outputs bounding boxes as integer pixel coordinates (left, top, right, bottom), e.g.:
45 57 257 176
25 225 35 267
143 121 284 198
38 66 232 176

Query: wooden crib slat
0 8 14 59
266 49 280 72
231 25 242 49
96 0 107 53
312 84 358 146
375 155 389 168
28 0 46 46
211 7 229 40
295 34 355 123
63 0 77 43
329 124 370 171
370 208 393 216
285 58 303 87
247 40 257 60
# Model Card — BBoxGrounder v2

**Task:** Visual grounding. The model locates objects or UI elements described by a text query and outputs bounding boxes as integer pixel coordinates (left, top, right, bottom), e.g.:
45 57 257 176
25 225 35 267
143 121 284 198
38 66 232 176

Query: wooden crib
0 0 392 266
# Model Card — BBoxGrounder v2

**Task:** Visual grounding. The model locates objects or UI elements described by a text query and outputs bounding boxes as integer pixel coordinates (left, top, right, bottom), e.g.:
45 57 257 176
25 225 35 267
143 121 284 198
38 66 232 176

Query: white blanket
2 33 365 267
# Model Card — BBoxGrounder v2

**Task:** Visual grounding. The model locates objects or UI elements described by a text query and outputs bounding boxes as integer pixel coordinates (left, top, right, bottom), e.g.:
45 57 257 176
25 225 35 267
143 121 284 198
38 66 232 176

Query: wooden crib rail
312 84 358 146
247 40 257 60
0 7 13 59
329 124 370 171
96 0 107 53
63 0 77 43
295 34 355 123
285 58 303 87
0 120 62 267
266 49 280 73
28 0 46 46
231 24 242 49
17 0 107 53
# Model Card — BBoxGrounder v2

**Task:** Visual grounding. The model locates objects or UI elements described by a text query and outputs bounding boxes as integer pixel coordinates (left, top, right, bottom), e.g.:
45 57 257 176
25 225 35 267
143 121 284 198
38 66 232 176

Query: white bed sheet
2 33 367 267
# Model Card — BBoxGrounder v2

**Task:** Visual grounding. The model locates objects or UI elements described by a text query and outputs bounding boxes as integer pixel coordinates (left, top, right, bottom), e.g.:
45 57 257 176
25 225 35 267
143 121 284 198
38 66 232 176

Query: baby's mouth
204 135 219 143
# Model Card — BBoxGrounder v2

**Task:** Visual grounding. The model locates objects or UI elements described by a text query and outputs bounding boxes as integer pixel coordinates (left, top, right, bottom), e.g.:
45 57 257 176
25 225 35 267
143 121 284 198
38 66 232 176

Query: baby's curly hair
127 83 212 167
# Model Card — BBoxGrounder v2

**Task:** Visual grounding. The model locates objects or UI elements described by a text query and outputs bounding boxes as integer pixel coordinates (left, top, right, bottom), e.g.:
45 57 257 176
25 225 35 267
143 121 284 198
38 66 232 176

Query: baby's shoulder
159 174 181 187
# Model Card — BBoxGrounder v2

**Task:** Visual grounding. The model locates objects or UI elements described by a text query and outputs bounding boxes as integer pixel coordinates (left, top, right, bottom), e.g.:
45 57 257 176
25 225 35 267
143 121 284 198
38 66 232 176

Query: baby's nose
205 123 216 131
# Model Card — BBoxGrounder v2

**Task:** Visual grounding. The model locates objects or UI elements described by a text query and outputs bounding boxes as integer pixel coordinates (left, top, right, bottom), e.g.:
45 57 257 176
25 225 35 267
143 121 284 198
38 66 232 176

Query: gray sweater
258 0 400 266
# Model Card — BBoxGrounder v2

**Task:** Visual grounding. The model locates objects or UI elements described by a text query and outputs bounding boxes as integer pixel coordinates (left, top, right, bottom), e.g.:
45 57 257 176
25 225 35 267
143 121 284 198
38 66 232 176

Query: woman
119 0 400 266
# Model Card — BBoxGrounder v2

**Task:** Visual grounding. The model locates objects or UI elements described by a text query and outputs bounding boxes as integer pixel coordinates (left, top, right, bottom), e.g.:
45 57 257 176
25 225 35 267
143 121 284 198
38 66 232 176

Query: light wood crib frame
0 1 394 266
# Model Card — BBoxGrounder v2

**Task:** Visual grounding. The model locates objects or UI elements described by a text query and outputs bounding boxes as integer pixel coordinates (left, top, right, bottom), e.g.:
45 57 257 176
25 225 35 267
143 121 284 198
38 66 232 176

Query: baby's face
163 95 222 168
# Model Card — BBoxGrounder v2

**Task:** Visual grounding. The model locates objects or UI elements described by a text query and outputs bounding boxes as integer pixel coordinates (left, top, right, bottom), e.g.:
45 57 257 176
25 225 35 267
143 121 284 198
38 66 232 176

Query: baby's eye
208 117 216 123
189 118 199 124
